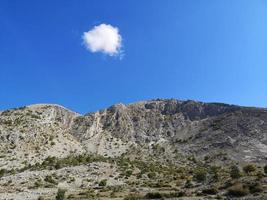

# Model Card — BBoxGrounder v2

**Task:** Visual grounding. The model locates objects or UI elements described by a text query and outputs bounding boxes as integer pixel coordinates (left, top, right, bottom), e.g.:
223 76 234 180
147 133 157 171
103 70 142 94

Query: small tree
230 165 241 179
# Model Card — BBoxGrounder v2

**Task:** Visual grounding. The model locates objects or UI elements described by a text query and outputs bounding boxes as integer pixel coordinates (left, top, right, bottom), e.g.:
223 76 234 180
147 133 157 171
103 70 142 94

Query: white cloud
83 23 123 57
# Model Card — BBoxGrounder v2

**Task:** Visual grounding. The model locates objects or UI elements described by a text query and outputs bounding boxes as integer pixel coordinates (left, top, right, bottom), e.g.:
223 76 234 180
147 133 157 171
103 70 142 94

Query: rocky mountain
0 99 267 200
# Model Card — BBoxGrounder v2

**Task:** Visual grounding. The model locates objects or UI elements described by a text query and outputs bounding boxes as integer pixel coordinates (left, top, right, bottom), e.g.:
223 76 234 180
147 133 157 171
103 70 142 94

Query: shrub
144 192 163 199
165 191 185 198
44 175 57 185
204 155 210 161
230 165 241 179
34 179 42 188
264 164 267 174
256 171 264 179
38 196 45 200
249 182 263 193
210 166 221 177
78 189 95 198
228 183 249 197
123 194 142 200
0 169 6 177
202 187 218 195
56 189 66 200
125 170 133 177
147 172 156 179
99 179 107 187
185 179 193 188
243 164 257 175
193 168 207 182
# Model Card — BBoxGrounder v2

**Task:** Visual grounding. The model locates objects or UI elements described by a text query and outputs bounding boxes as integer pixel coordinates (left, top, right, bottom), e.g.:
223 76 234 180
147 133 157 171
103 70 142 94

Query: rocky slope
0 99 267 199
71 99 267 164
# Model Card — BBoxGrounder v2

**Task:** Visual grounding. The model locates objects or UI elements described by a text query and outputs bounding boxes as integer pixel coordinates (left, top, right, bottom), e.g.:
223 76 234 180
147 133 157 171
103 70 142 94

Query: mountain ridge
1 98 266 166
2 98 267 116
1 99 267 199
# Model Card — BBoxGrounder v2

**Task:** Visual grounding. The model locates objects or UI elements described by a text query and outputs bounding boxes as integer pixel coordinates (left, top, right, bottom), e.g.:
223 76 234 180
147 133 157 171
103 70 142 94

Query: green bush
55 189 66 200
145 192 163 199
0 169 6 177
193 168 207 182
34 179 43 188
123 194 142 200
202 187 218 195
210 166 221 181
125 170 133 177
263 164 267 174
38 196 45 200
44 175 57 185
147 172 156 179
78 189 95 198
185 179 193 188
99 179 107 187
230 165 241 179
164 191 185 198
243 164 257 175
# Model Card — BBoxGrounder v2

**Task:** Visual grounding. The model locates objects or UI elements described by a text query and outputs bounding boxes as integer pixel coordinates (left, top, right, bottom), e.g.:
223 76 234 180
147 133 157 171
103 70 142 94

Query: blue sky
0 0 267 113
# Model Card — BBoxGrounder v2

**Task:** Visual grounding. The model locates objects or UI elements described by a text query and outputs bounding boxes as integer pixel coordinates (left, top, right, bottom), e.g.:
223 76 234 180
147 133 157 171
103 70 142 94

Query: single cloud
83 23 123 57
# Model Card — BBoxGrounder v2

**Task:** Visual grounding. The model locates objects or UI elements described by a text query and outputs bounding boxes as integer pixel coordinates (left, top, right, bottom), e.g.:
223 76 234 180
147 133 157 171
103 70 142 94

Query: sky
0 0 267 114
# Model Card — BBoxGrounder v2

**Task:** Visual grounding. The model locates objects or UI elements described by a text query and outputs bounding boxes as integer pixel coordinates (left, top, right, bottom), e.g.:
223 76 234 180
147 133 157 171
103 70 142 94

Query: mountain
0 99 266 200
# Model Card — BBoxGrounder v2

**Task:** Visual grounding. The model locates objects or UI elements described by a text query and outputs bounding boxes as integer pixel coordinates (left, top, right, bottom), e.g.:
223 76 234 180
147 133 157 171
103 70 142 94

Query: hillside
0 99 267 199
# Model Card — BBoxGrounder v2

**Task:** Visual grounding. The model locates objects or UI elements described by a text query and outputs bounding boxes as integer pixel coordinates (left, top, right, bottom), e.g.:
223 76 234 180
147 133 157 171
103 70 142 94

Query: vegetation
193 167 207 182
144 192 162 199
37 196 45 200
99 179 107 187
264 164 267 174
55 189 66 200
228 183 249 197
249 181 263 193
202 187 218 195
243 164 257 175
230 165 241 179
29 154 108 171
44 175 57 185
124 194 142 200
0 150 266 199
0 169 7 177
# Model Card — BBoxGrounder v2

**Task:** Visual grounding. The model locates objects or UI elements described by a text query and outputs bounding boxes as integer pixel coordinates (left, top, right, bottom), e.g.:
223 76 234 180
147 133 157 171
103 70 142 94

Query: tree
230 165 241 179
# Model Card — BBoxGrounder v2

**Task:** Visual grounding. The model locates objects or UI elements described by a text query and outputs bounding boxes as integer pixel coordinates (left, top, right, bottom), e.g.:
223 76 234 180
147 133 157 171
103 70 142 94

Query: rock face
71 99 267 164
0 99 267 169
